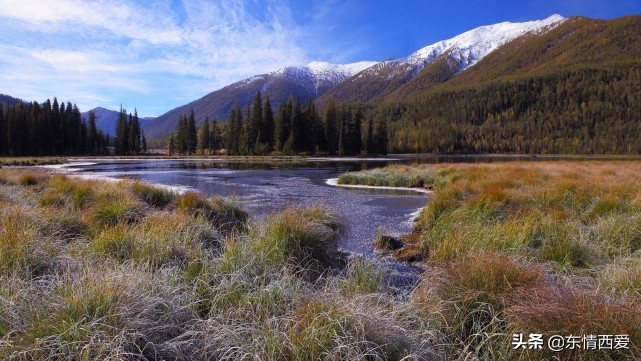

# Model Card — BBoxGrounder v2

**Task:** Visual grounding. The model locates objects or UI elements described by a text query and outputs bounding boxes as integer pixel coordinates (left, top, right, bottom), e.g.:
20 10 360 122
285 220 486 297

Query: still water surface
65 155 608 286
69 158 427 256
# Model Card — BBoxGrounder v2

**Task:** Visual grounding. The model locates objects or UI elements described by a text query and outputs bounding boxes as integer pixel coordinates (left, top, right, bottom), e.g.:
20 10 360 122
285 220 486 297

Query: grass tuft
132 181 175 208
91 196 142 228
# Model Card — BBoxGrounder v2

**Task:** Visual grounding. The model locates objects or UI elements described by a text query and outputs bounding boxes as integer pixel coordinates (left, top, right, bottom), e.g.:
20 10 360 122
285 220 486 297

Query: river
59 155 610 287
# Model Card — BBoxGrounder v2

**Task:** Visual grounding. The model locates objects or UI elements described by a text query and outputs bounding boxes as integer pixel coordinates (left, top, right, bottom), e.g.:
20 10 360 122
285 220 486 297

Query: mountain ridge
142 14 567 139
82 107 155 137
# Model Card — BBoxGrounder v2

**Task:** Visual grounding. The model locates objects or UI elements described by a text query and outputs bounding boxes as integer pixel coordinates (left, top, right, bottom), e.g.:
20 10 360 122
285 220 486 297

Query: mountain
317 14 565 104
0 94 24 107
381 14 641 154
142 61 376 139
82 107 155 137
142 14 567 139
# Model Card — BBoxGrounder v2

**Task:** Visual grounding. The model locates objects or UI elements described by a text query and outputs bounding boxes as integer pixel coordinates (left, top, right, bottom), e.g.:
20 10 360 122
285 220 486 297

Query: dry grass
344 161 641 358
0 169 440 360
6 162 641 360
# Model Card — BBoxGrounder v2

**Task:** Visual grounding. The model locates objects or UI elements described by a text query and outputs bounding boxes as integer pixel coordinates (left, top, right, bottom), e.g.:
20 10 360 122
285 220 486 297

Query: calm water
67 159 426 253
64 155 613 286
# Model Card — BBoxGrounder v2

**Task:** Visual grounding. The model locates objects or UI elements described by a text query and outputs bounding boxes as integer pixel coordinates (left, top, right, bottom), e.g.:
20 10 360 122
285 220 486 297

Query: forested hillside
383 64 641 154
374 14 641 154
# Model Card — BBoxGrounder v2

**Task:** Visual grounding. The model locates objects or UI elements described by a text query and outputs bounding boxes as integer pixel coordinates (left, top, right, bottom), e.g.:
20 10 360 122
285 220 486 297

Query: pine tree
168 134 175 155
374 117 388 155
225 100 242 155
114 105 129 155
303 100 321 154
274 103 288 151
324 98 338 155
128 109 141 154
240 102 251 154
261 95 274 152
187 109 197 155
210 119 220 154
198 117 211 155
141 130 147 153
176 114 186 154
366 117 374 155
284 98 302 154
351 106 363 154
87 111 98 153
249 91 262 153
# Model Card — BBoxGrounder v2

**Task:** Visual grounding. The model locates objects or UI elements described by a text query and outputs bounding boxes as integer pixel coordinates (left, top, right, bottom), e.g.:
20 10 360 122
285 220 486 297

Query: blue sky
0 0 639 116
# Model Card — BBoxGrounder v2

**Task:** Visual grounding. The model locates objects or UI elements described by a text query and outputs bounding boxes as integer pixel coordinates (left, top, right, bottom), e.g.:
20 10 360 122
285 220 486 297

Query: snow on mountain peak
409 14 566 70
306 61 378 77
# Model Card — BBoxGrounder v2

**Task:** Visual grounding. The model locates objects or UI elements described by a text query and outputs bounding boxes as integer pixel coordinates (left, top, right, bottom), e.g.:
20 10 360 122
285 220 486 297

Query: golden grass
344 161 641 358
5 162 641 360
1 169 440 360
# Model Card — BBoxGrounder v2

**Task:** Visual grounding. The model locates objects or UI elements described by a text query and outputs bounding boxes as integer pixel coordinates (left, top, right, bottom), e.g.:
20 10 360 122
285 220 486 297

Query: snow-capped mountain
143 61 377 139
321 14 566 103
409 14 564 74
144 15 566 139
230 61 378 93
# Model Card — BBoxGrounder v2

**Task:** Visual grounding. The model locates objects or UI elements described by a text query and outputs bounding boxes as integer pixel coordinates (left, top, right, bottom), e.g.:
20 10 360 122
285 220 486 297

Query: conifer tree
210 119 220 154
351 106 363 154
366 117 374 155
284 98 302 154
198 117 211 155
374 117 388 155
87 111 98 153
141 130 147 154
249 91 262 153
128 109 141 154
274 102 288 151
187 109 197 155
261 95 274 152
168 134 175 155
324 98 338 155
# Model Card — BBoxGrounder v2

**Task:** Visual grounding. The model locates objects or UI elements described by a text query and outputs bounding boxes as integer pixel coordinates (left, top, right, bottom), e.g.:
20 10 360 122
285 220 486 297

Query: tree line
114 106 147 155
0 98 109 156
168 92 388 156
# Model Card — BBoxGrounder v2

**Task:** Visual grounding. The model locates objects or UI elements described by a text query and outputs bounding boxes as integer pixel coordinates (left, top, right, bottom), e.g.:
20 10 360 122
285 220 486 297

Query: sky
0 0 639 116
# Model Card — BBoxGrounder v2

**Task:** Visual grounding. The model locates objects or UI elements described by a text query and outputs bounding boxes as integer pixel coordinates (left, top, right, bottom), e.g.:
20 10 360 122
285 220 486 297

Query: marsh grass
176 192 248 232
599 257 641 296
413 253 543 343
505 285 641 360
91 195 143 228
132 181 175 208
338 164 439 188
6 163 641 360
3 169 446 360
341 257 384 295
344 161 641 358
0 157 67 166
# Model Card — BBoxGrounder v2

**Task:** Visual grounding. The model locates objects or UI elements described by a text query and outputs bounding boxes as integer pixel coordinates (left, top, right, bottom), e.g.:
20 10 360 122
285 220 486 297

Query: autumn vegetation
340 161 641 359
0 169 437 360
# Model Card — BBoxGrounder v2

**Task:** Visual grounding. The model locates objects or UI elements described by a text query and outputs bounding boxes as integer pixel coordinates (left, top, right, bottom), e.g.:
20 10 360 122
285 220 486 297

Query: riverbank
0 157 68 166
337 161 641 359
327 177 432 194
0 168 439 360
3 163 640 359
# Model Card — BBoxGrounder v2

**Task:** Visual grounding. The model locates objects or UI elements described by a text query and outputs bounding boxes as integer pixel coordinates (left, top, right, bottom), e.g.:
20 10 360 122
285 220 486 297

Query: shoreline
325 178 433 194
39 161 194 195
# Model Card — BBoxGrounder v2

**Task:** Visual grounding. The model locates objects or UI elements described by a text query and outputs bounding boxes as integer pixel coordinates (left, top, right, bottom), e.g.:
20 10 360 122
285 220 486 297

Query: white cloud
0 0 309 114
